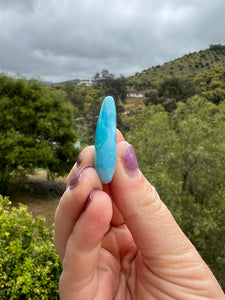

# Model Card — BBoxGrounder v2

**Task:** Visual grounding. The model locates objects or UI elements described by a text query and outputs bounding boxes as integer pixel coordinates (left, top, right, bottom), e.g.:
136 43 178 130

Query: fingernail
76 149 83 166
123 144 139 173
85 189 98 210
69 165 91 189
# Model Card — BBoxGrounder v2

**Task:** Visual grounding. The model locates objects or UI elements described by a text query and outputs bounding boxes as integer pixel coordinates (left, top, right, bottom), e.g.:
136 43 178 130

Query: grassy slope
128 45 225 87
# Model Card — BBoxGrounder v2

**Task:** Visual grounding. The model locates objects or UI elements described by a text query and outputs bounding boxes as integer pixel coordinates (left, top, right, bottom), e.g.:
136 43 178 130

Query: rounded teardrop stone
94 96 116 183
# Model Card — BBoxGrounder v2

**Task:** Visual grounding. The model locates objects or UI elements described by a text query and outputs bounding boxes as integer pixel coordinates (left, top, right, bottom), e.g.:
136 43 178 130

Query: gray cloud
0 0 36 13
0 0 225 82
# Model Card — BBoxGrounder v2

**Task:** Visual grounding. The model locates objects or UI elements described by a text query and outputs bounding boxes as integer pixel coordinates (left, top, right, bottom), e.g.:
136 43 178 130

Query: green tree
0 74 78 194
209 44 225 51
194 65 225 104
82 87 103 145
133 77 152 90
158 77 198 112
93 70 127 130
63 83 85 118
144 89 159 106
126 97 225 289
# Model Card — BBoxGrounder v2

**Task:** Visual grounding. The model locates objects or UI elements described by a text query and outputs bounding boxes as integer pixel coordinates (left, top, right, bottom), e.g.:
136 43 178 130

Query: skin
54 130 225 300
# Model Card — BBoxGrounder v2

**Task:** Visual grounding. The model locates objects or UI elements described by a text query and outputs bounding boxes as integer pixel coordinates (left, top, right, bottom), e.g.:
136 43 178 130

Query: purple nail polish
76 149 83 166
124 145 138 170
85 189 98 210
69 165 91 189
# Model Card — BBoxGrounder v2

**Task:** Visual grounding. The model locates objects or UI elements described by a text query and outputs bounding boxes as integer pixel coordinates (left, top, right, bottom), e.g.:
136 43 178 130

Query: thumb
110 142 197 259
109 142 225 296
59 190 112 298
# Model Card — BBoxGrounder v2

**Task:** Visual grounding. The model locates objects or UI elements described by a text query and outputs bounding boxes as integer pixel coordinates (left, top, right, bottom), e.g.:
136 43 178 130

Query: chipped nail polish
69 165 91 189
76 149 83 166
85 189 98 210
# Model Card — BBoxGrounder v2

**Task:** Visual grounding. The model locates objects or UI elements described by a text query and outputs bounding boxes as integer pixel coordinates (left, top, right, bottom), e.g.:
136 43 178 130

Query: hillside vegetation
127 44 225 89
46 46 225 143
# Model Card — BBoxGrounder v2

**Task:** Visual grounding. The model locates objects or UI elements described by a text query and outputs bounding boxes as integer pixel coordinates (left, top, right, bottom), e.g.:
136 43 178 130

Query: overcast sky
0 0 225 82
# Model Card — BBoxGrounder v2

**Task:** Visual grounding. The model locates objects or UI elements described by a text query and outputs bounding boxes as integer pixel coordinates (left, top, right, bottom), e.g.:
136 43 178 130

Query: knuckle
140 181 165 216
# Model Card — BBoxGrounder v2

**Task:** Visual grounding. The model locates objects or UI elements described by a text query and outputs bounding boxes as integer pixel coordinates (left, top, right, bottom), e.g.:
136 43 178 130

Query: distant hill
41 79 80 86
40 44 225 93
40 81 54 86
54 79 80 86
127 44 225 89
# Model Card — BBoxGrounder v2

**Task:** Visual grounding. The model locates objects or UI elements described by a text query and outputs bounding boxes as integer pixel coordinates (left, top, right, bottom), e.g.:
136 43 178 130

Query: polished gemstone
94 96 116 183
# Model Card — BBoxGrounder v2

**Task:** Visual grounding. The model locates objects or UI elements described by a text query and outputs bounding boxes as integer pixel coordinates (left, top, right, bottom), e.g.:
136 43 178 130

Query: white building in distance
127 89 145 98
78 80 93 86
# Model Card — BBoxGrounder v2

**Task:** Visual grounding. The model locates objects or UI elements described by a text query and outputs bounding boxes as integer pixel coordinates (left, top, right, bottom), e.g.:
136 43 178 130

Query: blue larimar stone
94 96 116 183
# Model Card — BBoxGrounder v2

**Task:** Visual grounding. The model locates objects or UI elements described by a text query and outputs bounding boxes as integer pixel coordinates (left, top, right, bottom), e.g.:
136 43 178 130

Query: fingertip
66 145 95 188
54 166 103 261
114 141 141 181
83 189 113 233
68 189 112 260
59 190 113 296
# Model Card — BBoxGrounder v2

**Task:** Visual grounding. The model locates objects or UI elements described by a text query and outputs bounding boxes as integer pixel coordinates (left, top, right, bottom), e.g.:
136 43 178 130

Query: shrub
0 195 61 299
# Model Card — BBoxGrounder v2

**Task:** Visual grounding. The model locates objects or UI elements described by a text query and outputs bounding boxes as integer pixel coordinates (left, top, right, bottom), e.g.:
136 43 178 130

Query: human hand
54 131 225 299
